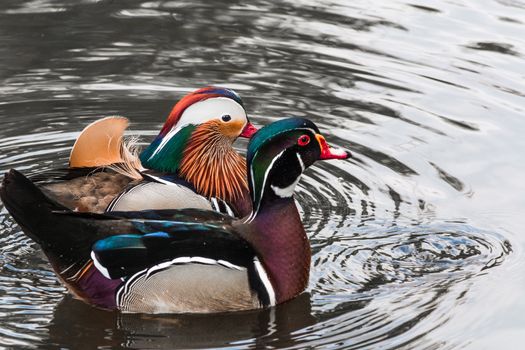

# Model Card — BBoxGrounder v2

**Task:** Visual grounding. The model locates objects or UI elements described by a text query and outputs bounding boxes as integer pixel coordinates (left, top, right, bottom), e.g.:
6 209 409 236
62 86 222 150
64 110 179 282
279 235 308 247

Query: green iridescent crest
247 118 319 164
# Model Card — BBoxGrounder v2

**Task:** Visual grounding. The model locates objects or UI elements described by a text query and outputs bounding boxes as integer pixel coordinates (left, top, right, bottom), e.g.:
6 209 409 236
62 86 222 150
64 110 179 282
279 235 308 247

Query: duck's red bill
240 122 258 138
316 134 351 160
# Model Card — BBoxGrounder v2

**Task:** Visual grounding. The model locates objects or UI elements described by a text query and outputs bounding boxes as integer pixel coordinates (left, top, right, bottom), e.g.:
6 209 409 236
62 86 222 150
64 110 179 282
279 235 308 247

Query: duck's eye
298 135 310 146
221 114 232 122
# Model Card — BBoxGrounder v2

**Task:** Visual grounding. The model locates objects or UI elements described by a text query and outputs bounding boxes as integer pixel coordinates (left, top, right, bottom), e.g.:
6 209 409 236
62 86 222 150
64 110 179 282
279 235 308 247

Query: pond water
0 0 524 348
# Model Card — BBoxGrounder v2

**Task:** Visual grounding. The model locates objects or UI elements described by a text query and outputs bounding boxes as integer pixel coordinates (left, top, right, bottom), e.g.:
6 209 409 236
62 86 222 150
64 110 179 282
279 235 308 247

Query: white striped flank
217 259 243 270
253 257 276 306
145 260 183 278
116 266 148 307
145 257 245 276
116 256 246 307
106 182 148 212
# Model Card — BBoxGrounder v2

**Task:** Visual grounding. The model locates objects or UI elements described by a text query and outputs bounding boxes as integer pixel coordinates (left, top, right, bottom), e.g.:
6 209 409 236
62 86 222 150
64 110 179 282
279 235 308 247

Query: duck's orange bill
316 134 351 160
239 122 258 138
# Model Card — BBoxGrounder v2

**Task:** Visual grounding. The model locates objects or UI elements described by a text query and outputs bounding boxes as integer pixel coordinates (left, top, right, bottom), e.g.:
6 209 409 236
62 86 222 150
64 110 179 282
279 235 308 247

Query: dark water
0 0 524 348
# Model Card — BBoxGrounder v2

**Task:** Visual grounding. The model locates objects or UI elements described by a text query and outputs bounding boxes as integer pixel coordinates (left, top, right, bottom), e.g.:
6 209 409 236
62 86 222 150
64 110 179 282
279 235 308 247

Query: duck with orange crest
37 87 258 217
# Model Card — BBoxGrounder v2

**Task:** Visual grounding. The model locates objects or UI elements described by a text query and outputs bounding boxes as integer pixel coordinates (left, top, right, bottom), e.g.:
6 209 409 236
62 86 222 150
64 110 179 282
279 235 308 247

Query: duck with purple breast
0 117 350 313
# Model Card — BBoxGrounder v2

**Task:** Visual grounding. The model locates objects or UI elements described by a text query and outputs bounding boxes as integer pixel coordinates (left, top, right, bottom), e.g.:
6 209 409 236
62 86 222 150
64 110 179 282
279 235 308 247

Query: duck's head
140 87 256 172
247 117 350 217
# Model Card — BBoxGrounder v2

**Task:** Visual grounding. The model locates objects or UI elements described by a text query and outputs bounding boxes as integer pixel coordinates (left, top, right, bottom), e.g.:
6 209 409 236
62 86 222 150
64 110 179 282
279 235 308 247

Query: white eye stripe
115 256 246 307
151 97 247 158
176 97 246 129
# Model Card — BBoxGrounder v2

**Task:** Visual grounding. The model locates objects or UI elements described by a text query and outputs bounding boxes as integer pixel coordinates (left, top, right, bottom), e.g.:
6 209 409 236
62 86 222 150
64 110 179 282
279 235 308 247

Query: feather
179 121 248 202
91 224 254 280
69 116 143 180
69 116 128 167
107 135 144 180
159 87 244 137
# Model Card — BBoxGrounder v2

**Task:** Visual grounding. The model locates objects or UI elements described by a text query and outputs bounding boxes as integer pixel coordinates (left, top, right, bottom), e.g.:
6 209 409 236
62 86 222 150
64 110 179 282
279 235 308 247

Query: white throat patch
271 177 300 198
269 153 304 198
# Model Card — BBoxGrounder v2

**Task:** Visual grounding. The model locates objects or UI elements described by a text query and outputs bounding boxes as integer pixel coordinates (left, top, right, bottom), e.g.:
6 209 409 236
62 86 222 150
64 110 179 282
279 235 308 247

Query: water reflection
47 294 316 349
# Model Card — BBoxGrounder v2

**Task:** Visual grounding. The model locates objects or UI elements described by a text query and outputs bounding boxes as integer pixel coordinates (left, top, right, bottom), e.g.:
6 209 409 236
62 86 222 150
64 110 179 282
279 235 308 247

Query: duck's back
33 168 240 215
34 168 135 213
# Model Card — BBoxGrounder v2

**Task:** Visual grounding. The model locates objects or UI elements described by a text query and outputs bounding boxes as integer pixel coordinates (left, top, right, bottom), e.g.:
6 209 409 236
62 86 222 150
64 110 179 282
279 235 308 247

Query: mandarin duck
0 118 350 313
40 87 258 217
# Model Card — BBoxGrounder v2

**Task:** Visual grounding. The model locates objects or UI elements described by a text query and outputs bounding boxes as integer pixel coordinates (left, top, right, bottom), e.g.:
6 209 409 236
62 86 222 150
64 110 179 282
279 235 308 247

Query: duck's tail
0 169 128 271
0 169 136 304
69 116 143 180
0 169 70 245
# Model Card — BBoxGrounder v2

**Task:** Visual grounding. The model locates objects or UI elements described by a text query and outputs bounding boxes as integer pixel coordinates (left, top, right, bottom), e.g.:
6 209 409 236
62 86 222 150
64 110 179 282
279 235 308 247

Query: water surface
0 0 524 348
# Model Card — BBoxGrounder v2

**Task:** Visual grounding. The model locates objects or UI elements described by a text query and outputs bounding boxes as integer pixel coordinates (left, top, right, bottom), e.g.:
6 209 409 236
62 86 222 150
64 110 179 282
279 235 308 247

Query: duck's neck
178 124 249 208
244 197 311 304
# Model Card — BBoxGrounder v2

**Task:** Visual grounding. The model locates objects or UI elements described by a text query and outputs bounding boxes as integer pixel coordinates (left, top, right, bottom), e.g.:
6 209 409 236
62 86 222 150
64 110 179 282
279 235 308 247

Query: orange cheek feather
218 120 246 139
